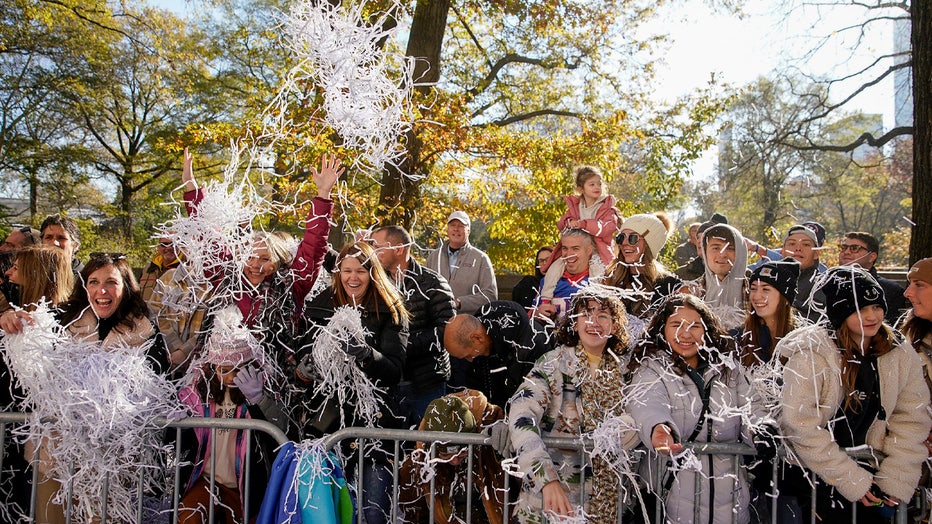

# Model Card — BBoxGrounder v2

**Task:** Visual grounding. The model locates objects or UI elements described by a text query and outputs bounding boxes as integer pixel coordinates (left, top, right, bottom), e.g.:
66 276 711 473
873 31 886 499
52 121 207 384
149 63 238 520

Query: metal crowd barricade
320 426 593 524
669 442 910 524
0 413 919 524
0 411 288 524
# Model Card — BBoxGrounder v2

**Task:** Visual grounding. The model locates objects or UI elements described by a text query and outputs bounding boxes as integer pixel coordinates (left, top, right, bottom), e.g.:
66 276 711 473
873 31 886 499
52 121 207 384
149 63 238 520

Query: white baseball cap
447 211 471 227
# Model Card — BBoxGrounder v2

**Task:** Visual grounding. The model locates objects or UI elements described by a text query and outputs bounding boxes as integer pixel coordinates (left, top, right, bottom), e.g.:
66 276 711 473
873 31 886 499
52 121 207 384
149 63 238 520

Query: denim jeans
398 382 447 429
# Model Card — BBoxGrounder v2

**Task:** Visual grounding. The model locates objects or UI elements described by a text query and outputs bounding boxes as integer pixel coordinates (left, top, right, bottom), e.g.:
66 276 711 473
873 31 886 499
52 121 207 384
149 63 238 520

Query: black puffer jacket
397 258 455 391
468 300 554 407
295 291 408 437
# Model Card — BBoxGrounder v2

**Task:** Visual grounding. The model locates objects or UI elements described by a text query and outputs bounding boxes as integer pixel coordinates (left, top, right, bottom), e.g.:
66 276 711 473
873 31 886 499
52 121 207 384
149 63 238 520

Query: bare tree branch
787 126 913 152
799 61 910 123
478 109 582 127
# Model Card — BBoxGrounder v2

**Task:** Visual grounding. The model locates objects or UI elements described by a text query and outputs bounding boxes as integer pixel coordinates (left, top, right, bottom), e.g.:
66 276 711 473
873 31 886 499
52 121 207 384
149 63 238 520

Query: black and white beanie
820 266 887 330
750 259 800 304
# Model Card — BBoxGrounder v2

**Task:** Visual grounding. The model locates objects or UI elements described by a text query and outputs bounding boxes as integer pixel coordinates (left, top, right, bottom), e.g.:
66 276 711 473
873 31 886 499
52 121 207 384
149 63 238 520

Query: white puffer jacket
627 356 764 524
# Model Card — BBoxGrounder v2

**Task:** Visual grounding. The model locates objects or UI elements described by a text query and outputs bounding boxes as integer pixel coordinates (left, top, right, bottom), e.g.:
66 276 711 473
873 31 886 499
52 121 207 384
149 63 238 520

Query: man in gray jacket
426 211 497 315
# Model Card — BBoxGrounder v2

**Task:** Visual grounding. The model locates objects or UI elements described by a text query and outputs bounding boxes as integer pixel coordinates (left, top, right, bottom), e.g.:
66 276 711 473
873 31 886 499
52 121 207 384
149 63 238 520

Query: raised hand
181 147 197 191
311 153 345 199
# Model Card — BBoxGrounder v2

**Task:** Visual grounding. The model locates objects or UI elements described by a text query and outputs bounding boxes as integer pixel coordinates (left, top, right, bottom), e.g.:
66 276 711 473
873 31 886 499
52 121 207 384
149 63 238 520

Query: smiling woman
57 253 168 367
626 293 763 524
508 286 639 523
776 267 931 522
293 239 410 524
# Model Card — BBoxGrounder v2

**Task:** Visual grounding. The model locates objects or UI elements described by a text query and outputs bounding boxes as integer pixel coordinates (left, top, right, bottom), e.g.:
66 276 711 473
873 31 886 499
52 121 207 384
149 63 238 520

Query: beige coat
66 307 156 349
777 324 931 501
426 242 497 315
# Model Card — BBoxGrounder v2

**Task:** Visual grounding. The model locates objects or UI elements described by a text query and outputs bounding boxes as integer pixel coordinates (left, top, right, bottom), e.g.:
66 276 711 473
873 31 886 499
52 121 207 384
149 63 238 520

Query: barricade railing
321 428 913 524
320 426 591 524
0 412 288 524
672 442 910 524
0 414 918 524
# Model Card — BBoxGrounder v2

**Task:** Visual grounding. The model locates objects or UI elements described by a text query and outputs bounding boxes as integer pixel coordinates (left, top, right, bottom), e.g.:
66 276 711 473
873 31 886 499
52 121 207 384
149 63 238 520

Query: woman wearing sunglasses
602 213 678 319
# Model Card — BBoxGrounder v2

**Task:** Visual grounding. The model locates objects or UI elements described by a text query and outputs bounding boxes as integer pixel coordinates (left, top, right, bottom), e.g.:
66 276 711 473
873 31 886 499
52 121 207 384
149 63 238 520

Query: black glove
752 425 779 460
341 338 372 361
296 354 321 383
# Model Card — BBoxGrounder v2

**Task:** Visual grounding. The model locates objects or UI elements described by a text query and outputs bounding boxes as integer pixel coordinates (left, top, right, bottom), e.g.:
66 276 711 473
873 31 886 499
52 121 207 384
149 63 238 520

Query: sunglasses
839 244 870 254
616 232 641 246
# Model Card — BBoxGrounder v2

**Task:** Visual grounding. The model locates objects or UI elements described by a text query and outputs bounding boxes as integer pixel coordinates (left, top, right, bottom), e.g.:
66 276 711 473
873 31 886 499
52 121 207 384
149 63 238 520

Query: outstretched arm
181 147 203 214
311 153 344 199
293 154 343 304
181 147 197 192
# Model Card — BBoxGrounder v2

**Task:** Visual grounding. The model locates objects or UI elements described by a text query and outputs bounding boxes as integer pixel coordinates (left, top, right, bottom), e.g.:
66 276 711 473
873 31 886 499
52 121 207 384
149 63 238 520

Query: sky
151 0 899 180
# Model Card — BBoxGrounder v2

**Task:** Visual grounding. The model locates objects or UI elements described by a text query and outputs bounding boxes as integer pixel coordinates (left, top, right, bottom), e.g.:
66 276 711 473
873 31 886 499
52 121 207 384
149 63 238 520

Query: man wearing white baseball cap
427 211 497 315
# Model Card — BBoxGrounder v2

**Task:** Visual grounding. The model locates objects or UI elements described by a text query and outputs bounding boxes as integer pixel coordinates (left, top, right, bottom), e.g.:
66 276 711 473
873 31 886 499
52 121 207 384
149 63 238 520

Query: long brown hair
602 244 669 316
333 241 410 325
631 293 736 376
834 321 895 410
59 253 150 330
739 290 795 367
902 312 931 348
12 245 74 310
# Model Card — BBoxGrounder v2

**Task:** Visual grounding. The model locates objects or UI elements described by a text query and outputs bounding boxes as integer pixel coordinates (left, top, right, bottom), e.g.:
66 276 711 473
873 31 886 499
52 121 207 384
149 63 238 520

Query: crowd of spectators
0 157 930 524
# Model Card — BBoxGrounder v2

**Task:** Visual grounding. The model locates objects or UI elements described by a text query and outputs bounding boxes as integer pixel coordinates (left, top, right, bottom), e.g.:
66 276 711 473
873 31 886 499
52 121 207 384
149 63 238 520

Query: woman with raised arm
175 149 342 373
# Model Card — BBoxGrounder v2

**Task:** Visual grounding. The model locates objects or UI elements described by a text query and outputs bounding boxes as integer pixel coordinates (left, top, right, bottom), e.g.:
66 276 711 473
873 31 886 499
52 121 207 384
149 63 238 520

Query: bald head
444 314 491 361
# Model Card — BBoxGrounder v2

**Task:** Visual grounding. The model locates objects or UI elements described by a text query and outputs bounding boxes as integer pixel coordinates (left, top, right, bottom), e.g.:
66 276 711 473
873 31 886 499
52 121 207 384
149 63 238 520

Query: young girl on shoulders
538 166 621 306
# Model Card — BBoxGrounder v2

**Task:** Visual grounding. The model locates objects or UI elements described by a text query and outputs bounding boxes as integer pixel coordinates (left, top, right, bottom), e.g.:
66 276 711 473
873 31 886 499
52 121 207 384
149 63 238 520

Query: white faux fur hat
619 214 669 259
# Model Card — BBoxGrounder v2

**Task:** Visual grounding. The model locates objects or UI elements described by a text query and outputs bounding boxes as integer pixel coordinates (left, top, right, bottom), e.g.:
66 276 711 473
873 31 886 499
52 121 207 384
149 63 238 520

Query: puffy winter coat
509 344 638 523
776 324 931 502
426 242 497 315
627 356 762 524
296 291 408 437
396 258 455 390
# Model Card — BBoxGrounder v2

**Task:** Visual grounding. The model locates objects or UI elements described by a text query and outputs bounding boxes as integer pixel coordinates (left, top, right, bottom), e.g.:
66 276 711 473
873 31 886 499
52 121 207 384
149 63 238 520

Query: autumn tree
180 0 726 271
774 0 930 264
0 0 106 222
60 7 219 238
705 77 820 240
804 114 911 238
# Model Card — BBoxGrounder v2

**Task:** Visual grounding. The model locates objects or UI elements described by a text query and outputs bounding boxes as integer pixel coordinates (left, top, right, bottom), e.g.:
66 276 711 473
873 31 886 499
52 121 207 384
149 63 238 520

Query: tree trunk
911 0 932 264
376 0 451 228
121 176 133 239
29 170 38 220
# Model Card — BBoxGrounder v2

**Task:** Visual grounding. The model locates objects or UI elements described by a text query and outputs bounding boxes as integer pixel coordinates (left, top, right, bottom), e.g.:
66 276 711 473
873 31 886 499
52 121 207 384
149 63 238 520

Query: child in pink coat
538 166 622 306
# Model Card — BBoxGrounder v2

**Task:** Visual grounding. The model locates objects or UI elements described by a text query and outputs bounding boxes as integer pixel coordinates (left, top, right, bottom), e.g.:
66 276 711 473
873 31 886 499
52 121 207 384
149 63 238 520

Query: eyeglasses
839 244 870 254
89 252 127 261
16 226 32 234
617 232 641 246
